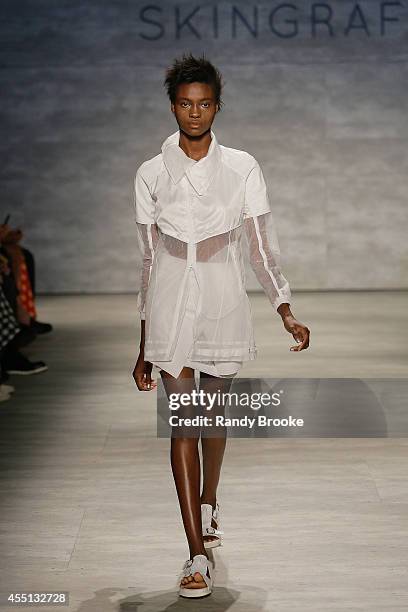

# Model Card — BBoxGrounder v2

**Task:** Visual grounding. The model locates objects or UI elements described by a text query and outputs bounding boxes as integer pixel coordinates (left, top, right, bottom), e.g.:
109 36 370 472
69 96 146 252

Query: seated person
0 222 52 334
0 227 48 376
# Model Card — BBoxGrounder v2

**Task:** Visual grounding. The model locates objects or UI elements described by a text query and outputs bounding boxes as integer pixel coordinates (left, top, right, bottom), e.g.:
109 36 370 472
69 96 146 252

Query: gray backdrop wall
1 1 407 293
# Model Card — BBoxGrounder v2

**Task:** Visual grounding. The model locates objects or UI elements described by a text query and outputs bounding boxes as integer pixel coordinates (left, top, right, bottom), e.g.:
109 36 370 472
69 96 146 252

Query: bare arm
133 222 160 390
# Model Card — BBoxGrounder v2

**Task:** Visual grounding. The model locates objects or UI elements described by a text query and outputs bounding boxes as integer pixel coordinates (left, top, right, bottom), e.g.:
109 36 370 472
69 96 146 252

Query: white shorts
151 268 243 379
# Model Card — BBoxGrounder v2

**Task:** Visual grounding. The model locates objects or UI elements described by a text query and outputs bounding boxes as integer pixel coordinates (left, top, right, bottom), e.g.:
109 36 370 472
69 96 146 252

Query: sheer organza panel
150 226 246 321
194 226 245 320
157 226 241 262
243 211 291 311
196 226 241 262
135 222 160 319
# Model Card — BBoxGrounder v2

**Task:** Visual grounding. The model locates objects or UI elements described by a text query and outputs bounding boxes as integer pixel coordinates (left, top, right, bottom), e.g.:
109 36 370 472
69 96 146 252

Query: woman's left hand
282 314 310 352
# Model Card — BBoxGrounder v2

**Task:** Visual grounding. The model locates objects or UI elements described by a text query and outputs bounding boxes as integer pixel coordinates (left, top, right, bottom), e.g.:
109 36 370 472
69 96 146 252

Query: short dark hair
163 52 224 111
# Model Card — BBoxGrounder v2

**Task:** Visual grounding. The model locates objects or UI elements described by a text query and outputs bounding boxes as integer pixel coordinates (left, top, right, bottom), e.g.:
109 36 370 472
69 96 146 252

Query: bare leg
199 372 235 544
160 366 208 590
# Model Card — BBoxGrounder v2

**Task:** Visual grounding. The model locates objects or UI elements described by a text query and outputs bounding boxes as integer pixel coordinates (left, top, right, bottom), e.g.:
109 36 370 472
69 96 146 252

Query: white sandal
201 502 224 549
178 554 213 598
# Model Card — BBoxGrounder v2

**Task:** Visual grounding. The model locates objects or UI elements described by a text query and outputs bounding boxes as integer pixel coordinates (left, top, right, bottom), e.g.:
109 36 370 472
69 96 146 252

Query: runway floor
0 290 407 611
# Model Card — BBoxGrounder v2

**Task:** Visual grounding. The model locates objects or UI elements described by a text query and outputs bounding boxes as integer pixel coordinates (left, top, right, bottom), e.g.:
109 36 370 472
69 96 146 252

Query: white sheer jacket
133 129 291 362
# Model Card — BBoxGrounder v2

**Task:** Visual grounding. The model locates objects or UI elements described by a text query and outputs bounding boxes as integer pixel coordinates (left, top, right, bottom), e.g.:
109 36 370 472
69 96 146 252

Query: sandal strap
201 502 222 536
182 554 212 588
204 526 224 536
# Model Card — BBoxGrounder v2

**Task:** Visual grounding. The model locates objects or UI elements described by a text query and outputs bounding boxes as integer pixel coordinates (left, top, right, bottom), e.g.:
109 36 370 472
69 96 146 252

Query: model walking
132 53 310 598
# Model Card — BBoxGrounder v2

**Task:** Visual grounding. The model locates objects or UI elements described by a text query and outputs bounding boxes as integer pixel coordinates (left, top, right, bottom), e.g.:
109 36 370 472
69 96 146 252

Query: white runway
0 291 407 611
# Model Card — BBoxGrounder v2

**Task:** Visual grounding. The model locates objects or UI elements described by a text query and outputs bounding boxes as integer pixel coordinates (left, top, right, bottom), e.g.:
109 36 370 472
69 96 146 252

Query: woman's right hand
132 350 157 391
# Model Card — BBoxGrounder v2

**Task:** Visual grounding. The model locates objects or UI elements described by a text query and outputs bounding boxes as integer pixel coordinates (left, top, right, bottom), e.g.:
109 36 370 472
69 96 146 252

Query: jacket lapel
161 129 221 196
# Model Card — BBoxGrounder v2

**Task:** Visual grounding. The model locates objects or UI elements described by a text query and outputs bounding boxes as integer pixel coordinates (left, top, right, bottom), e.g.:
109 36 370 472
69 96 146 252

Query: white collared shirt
133 129 291 362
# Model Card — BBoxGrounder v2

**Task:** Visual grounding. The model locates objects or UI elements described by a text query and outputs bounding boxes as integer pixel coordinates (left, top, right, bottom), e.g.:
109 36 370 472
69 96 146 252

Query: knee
171 434 200 446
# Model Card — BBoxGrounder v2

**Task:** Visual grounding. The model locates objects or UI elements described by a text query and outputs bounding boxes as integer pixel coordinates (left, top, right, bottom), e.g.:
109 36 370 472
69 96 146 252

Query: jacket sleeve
243 160 291 312
133 167 159 320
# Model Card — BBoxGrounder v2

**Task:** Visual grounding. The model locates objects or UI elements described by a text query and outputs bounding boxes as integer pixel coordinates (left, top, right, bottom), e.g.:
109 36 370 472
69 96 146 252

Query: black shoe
0 370 10 384
30 320 53 334
6 352 48 375
13 326 37 349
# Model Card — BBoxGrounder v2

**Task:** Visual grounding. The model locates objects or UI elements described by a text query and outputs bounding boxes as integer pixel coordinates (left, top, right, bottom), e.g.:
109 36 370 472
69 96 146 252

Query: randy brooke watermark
156 377 408 438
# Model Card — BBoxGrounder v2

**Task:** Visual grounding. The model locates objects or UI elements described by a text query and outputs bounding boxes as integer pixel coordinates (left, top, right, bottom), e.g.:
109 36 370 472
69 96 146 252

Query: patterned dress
0 284 20 351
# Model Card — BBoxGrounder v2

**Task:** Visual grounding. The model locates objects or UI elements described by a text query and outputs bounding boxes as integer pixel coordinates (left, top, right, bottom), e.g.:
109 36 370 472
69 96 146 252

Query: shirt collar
161 128 221 196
